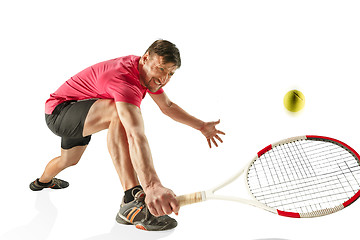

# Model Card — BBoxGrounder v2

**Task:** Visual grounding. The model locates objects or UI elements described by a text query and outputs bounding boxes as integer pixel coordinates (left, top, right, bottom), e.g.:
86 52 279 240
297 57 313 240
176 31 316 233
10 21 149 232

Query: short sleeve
147 88 164 95
106 81 143 108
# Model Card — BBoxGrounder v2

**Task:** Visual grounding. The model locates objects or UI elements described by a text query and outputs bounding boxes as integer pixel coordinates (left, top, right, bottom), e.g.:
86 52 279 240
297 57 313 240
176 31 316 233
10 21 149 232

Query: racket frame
176 135 360 218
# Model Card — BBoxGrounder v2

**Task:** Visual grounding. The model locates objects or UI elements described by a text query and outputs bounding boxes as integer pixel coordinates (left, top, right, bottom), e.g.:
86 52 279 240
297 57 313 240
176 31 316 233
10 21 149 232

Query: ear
142 51 150 63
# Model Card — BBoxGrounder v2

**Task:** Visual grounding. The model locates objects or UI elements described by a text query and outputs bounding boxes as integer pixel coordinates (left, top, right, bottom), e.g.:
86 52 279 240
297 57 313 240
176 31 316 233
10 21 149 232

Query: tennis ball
283 90 305 112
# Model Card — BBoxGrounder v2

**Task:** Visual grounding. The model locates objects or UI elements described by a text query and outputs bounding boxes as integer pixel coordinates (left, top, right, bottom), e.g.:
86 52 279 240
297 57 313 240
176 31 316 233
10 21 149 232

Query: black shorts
45 99 97 149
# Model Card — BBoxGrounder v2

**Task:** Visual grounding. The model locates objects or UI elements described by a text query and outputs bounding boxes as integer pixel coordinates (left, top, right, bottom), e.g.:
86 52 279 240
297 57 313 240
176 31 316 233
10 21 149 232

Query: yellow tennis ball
283 90 305 112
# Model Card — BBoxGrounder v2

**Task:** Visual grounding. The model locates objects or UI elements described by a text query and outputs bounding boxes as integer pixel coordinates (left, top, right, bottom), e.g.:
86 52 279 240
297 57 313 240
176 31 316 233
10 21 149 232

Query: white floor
1 1 360 239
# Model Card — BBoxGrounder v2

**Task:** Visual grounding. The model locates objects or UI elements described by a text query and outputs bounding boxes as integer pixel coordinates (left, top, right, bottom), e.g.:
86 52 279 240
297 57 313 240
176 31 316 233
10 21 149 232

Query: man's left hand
200 120 225 148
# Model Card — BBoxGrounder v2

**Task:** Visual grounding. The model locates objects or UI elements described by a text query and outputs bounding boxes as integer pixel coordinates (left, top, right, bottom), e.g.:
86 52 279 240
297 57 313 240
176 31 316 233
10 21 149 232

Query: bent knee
85 99 118 131
101 100 119 123
97 99 117 118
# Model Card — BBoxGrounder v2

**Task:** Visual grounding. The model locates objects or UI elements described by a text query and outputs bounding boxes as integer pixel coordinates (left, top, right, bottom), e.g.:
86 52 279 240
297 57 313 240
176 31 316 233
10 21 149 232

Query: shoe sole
134 221 177 231
115 213 177 231
115 213 132 225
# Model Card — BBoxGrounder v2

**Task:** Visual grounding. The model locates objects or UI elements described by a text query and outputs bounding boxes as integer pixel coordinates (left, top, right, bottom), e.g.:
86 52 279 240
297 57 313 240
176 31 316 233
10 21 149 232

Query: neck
138 57 146 88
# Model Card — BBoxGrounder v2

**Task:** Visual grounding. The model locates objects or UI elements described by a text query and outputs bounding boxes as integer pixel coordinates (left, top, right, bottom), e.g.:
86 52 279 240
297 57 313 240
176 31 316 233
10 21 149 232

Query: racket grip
176 192 204 207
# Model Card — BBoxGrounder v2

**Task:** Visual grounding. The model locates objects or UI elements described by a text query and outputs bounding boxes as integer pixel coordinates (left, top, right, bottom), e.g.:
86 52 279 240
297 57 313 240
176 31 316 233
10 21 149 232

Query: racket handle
176 192 204 207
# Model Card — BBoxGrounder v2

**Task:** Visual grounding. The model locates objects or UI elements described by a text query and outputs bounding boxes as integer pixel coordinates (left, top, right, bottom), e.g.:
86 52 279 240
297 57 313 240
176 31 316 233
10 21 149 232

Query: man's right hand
144 184 180 217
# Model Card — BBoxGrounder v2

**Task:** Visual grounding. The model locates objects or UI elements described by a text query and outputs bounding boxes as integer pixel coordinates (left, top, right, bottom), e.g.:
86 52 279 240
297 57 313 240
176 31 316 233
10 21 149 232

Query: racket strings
247 139 360 215
252 171 358 207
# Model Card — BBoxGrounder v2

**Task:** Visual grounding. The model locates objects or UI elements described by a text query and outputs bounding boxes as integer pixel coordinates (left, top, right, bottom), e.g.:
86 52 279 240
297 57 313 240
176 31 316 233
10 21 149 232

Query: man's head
139 40 181 93
145 40 181 69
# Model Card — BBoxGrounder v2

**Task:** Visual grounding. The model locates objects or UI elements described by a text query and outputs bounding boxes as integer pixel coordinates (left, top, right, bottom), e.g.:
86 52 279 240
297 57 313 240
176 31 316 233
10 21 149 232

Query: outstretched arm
150 92 225 148
116 102 179 216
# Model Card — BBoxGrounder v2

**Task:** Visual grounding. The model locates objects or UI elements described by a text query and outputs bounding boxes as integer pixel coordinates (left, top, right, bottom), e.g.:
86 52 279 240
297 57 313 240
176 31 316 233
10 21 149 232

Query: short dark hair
145 40 181 68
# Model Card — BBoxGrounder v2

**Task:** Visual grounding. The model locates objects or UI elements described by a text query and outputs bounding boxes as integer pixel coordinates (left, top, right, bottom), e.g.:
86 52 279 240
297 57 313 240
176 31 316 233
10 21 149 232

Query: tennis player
29 40 225 231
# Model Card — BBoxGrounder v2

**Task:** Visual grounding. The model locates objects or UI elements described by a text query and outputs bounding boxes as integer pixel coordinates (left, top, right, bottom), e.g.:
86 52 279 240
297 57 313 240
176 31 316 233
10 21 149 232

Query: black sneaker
116 190 177 231
29 178 69 191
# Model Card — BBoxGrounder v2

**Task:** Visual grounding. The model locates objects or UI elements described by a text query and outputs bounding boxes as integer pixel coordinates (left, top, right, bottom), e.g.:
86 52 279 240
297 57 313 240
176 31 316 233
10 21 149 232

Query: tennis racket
176 135 360 218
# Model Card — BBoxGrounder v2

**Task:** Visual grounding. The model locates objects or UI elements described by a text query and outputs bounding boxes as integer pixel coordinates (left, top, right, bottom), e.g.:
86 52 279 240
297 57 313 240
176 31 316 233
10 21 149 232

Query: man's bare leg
39 146 87 183
37 99 138 190
83 99 139 190
107 114 139 190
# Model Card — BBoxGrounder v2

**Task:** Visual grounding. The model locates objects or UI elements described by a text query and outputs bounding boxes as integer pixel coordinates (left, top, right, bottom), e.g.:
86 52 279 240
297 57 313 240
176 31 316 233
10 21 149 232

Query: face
139 52 177 93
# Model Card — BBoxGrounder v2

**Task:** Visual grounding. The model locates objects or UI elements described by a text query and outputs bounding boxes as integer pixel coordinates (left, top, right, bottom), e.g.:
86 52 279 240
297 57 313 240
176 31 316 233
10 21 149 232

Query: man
30 40 225 231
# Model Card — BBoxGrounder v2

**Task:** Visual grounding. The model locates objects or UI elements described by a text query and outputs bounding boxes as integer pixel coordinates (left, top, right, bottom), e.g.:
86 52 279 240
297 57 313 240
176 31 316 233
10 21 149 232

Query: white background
1 0 360 239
